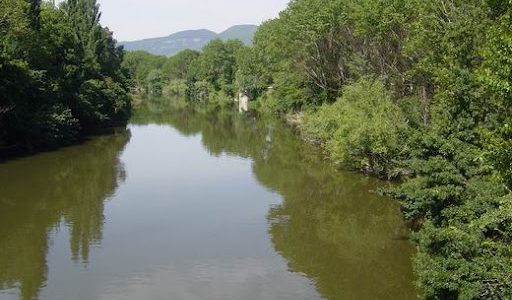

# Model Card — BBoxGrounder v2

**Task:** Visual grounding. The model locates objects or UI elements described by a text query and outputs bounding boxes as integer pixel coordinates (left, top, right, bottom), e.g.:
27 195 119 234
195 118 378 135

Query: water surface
0 100 416 300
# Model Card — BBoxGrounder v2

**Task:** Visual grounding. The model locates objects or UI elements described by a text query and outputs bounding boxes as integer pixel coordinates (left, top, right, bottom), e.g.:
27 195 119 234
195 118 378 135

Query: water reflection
0 129 130 300
0 98 416 300
132 99 417 299
252 127 416 299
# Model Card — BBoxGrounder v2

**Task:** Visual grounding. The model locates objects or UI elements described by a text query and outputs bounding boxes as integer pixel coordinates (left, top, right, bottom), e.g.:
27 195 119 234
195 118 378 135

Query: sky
87 0 290 41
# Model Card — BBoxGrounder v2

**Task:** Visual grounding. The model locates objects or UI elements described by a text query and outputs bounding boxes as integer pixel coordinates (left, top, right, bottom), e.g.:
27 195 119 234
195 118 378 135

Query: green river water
0 99 417 300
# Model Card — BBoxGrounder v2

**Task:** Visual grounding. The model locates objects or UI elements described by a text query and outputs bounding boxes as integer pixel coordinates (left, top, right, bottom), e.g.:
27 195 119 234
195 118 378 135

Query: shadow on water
0 128 130 300
131 98 418 300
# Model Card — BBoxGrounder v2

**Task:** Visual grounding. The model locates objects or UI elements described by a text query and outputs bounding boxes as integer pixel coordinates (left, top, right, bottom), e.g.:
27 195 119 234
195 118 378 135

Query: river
0 99 417 300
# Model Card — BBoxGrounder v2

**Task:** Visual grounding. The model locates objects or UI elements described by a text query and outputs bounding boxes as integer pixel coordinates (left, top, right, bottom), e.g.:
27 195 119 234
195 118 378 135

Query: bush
487 124 512 190
253 93 281 116
386 128 512 299
208 90 234 110
163 79 188 97
302 79 410 177
37 105 80 148
186 80 210 103
146 69 165 96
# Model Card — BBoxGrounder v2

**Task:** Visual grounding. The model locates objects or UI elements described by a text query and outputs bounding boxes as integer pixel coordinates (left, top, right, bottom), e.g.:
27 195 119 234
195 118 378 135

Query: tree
60 0 131 130
161 49 200 80
122 50 167 93
191 39 243 95
0 0 131 154
146 69 164 96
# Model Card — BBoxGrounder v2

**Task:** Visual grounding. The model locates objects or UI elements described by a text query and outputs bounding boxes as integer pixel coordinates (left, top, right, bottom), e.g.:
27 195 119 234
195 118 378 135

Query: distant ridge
120 29 216 56
120 25 258 57
218 25 258 45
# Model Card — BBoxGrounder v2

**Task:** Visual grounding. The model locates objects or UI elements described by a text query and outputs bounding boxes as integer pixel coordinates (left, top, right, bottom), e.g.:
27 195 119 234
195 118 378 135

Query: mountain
120 25 258 57
120 29 217 57
217 25 258 45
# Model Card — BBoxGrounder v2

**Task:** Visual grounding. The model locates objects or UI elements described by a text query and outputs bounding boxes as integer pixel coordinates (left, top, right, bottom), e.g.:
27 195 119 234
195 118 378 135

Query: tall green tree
60 0 131 130
0 0 131 154
161 49 200 80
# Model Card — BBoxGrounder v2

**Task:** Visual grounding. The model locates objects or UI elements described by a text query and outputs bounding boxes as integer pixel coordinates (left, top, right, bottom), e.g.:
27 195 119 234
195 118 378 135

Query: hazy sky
88 0 290 41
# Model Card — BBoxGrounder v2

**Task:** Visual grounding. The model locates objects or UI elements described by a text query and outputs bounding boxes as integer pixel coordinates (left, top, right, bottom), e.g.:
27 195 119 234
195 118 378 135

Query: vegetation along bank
0 0 131 155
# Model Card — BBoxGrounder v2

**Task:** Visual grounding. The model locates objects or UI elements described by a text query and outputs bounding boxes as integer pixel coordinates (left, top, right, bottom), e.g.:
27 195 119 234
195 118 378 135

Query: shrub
163 79 188 97
208 90 235 111
302 79 410 177
186 80 210 103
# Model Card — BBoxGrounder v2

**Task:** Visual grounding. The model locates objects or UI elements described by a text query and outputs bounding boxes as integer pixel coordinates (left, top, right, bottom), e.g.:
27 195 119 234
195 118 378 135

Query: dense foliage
0 0 131 154
302 79 410 178
123 38 246 110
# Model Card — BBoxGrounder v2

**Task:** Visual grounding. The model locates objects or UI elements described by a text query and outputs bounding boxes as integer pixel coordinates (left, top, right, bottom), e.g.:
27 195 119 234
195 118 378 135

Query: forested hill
120 25 258 56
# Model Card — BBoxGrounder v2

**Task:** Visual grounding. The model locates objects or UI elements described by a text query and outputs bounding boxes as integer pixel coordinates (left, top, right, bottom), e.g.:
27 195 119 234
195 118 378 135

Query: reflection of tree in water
132 99 270 158
0 129 130 300
159 103 417 300
255 136 417 299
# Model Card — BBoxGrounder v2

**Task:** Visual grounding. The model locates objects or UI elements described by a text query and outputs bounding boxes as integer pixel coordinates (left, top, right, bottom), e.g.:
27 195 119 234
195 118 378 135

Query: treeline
126 0 512 298
123 39 248 109
0 0 131 154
